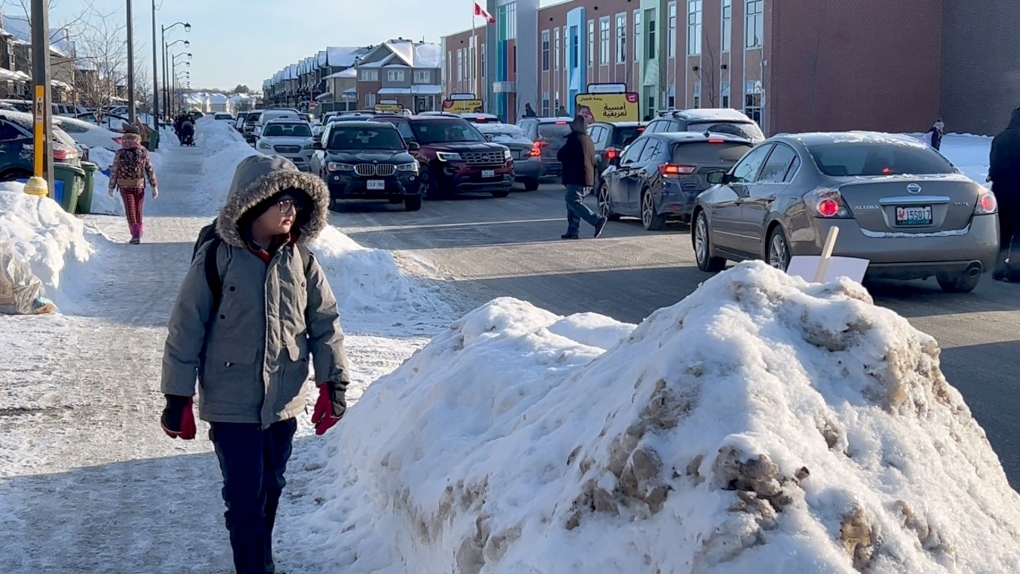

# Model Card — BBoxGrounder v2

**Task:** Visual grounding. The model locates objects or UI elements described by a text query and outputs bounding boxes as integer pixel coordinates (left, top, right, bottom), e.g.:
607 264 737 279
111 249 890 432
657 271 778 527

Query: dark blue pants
565 184 600 236
210 418 297 574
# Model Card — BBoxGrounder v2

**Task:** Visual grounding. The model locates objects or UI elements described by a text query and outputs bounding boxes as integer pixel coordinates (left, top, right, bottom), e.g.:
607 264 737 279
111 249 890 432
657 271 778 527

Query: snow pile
84 147 121 216
0 182 93 299
939 134 991 185
198 117 259 203
307 261 1020 573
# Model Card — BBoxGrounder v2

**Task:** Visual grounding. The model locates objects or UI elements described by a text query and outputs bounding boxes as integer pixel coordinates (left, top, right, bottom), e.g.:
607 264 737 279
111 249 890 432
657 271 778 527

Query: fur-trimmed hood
215 154 330 248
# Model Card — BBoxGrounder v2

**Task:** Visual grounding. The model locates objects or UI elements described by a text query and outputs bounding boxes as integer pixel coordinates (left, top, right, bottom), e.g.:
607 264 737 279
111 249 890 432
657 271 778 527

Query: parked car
371 114 514 198
53 116 123 151
692 132 999 292
588 121 646 190
312 121 422 211
242 110 264 144
645 108 765 143
459 112 501 123
0 110 81 180
597 132 753 230
516 116 573 181
253 110 302 139
474 122 541 191
213 112 234 122
255 119 315 171
234 111 249 132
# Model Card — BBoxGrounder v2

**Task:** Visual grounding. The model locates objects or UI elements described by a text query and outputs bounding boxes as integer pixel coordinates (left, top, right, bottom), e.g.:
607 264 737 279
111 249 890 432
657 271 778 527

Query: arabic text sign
442 99 484 114
375 103 403 113
574 92 639 122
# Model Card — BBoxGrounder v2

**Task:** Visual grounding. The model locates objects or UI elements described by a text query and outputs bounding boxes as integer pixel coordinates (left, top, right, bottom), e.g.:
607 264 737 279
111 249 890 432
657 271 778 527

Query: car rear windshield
328 126 404 150
537 122 572 141
410 120 485 144
611 126 644 147
263 123 311 137
671 141 754 164
686 121 764 141
245 113 262 123
807 142 956 176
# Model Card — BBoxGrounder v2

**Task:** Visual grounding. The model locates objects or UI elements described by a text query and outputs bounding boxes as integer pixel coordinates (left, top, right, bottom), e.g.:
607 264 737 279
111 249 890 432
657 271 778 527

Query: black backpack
192 220 314 319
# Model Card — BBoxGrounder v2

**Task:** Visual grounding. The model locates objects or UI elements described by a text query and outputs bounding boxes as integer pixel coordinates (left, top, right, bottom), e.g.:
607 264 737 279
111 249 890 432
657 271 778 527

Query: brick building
443 0 1011 136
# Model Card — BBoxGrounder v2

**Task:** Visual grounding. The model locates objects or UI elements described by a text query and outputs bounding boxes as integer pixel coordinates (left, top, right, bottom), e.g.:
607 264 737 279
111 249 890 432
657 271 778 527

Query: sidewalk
0 141 432 573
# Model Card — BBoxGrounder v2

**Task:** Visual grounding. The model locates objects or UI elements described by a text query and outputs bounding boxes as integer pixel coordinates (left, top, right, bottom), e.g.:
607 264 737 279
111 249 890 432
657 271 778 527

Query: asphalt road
331 183 1020 488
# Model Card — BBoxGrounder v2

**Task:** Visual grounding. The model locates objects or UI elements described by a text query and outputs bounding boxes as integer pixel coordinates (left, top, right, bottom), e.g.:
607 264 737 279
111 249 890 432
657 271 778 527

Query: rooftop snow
413 43 442 68
0 15 73 56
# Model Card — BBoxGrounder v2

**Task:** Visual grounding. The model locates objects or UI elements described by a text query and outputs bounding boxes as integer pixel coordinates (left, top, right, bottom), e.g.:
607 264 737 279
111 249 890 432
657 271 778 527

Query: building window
668 95 675 108
721 0 731 52
513 45 517 73
744 80 762 122
361 69 379 82
693 82 701 107
599 17 610 65
668 3 676 59
587 20 595 67
615 14 627 63
554 27 560 70
646 10 656 60
746 0 763 48
481 44 485 76
414 70 430 83
507 2 517 39
687 1 702 56
633 10 641 61
721 81 731 108
542 30 550 71
365 93 376 107
456 50 463 82
541 91 550 116
570 25 578 68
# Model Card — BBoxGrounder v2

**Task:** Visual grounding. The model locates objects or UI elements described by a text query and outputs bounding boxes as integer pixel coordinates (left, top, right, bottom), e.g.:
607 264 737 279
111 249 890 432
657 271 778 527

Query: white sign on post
785 227 870 284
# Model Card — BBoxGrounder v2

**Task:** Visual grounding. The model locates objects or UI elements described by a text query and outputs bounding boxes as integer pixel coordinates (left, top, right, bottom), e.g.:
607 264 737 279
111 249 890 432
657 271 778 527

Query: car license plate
367 180 385 190
895 205 932 226
481 169 495 178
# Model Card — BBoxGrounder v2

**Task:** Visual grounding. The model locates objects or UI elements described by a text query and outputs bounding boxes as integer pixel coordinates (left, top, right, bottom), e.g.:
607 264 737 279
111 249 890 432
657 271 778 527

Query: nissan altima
692 132 999 292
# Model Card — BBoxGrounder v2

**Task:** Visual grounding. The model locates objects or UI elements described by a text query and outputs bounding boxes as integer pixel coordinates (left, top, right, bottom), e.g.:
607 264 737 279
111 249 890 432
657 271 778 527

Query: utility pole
126 0 136 123
26 0 53 197
150 0 159 136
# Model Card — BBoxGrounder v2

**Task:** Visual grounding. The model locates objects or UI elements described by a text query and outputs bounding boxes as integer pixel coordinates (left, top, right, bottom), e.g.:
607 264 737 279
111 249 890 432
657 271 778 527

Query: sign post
25 0 52 197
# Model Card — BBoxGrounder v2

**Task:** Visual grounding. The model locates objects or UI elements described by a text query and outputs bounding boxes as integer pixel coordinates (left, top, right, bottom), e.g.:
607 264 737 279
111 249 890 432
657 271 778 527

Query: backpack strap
203 238 224 322
297 244 314 277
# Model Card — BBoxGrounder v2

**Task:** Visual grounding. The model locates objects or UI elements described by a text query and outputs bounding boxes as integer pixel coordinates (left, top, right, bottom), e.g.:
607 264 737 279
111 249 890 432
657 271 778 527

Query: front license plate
895 205 932 226
367 180 385 190
481 169 495 178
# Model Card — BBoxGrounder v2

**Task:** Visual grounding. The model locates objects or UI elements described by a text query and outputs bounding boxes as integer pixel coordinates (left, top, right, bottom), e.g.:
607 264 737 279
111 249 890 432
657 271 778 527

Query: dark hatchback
313 121 424 212
372 114 514 198
516 116 573 180
588 121 646 189
597 132 753 230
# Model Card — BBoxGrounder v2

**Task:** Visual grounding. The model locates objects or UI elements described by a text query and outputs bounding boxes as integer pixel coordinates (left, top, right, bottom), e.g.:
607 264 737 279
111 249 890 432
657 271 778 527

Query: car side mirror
407 141 420 152
312 141 323 150
706 170 728 185
483 134 493 142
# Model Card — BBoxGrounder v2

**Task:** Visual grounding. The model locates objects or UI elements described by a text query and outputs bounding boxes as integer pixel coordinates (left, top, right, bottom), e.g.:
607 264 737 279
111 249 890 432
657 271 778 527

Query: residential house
1 14 76 102
356 39 443 113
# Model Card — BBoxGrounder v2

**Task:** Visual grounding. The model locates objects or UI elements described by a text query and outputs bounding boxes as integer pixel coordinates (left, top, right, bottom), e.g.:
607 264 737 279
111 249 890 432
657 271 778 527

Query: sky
47 0 549 93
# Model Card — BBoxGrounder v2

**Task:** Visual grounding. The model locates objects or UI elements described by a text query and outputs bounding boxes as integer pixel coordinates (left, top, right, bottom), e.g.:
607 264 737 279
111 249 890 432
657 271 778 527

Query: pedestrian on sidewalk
108 124 158 244
557 114 607 239
922 118 945 151
160 154 350 574
988 106 1020 281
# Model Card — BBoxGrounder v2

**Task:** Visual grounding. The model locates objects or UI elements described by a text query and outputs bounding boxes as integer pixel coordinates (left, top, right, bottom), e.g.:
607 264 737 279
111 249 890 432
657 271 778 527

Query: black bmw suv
312 121 424 211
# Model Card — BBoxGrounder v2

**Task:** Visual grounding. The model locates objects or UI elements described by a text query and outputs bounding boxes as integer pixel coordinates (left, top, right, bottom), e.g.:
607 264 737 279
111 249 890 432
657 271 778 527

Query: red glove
161 395 196 440
311 384 345 435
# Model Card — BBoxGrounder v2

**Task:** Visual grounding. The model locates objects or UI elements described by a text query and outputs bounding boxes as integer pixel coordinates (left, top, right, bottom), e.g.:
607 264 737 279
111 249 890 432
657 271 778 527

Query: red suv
371 115 514 198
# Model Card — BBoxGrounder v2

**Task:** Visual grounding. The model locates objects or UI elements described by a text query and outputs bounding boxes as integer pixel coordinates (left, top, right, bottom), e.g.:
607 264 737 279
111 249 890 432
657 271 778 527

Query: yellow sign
374 103 403 114
442 99 484 114
33 85 44 177
574 92 639 123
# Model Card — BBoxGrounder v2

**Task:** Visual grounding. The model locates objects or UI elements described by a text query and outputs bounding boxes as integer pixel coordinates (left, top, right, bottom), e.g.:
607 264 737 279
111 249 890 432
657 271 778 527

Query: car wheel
936 270 981 293
523 181 540 191
404 195 422 212
421 167 443 200
767 226 791 271
641 189 667 231
693 210 726 272
597 183 620 222
491 189 511 198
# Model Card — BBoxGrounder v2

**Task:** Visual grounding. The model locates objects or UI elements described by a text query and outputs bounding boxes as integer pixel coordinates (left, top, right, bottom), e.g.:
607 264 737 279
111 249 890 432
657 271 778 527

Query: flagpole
471 4 478 100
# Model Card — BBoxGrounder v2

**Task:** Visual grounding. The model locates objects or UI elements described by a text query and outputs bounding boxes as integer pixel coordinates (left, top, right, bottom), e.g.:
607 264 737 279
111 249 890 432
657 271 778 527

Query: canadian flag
474 2 495 24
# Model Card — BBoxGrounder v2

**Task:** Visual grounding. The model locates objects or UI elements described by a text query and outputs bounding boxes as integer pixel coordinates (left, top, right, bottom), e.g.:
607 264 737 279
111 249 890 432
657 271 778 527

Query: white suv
255 119 315 171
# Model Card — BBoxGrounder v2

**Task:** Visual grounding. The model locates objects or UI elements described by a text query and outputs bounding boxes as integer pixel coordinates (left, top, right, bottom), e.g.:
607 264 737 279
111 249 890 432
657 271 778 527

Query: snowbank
940 134 991 185
0 183 93 301
307 261 1020 573
198 117 258 204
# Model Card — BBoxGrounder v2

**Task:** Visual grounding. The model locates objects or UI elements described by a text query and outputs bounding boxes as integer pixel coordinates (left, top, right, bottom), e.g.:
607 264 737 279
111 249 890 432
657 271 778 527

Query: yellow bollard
23 175 49 197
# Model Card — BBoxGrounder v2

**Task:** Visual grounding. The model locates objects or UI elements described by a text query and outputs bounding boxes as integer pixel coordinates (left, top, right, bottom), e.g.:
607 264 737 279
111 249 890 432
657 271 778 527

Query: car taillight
605 148 618 159
53 148 74 161
708 138 725 144
555 121 567 125
658 163 696 176
807 188 850 218
975 190 998 214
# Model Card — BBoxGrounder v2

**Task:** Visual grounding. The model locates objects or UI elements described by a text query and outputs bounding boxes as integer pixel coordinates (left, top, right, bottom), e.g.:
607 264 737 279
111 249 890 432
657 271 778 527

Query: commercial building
443 0 1016 136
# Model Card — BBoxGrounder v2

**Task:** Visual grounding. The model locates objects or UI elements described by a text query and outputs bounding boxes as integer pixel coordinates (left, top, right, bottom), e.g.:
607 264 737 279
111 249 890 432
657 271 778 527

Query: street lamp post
160 21 190 120
171 53 190 117
173 71 189 116
125 0 135 123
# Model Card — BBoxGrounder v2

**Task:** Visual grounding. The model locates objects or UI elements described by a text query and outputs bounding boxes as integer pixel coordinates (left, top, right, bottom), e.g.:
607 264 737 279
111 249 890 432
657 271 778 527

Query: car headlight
257 141 272 150
436 151 462 162
327 162 354 172
302 143 313 150
504 149 512 161
396 162 419 172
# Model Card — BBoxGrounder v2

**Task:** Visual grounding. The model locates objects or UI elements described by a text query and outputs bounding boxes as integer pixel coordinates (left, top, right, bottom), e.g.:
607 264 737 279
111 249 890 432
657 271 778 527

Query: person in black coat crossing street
988 106 1020 281
556 115 607 239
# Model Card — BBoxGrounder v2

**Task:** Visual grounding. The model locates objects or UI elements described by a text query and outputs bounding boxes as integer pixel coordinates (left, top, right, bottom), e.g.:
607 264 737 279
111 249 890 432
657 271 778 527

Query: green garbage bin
77 161 99 215
53 163 85 214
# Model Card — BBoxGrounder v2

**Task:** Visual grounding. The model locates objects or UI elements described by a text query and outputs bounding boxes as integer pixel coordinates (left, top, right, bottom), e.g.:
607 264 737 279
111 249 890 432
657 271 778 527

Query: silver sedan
692 132 1000 292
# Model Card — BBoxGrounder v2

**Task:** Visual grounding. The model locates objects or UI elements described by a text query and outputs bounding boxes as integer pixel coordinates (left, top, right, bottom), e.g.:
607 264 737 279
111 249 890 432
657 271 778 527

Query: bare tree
699 33 719 108
70 7 126 115
2 0 94 32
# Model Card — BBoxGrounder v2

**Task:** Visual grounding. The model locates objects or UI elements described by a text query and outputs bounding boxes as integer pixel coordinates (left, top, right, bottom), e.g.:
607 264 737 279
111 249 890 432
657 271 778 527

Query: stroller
179 120 195 146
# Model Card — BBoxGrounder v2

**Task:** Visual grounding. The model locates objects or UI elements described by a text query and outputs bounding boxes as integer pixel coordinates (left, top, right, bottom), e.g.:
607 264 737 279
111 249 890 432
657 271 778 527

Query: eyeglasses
277 199 302 214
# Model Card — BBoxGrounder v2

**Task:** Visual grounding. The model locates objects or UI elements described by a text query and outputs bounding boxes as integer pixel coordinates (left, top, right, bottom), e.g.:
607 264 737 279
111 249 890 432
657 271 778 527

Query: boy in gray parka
160 154 350 574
